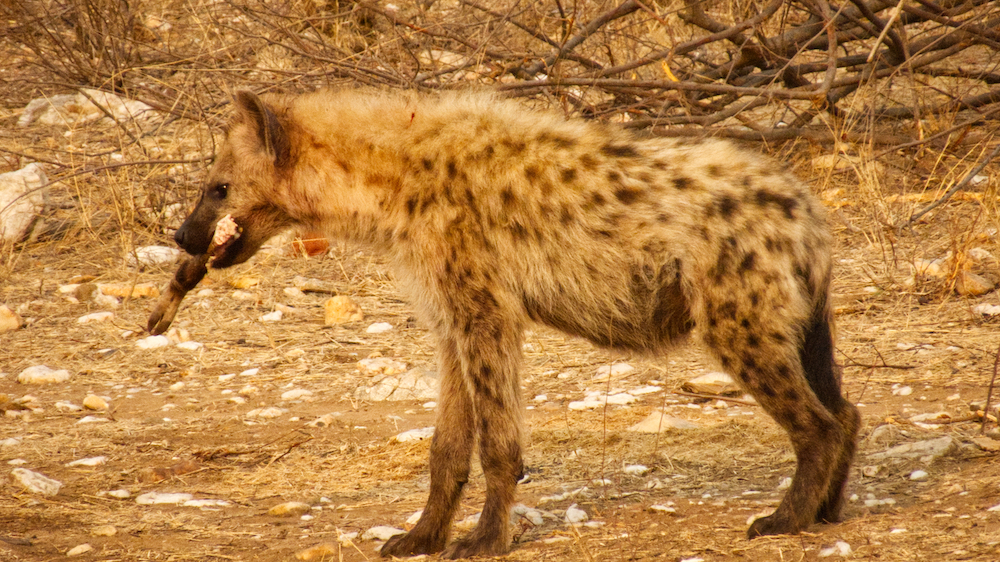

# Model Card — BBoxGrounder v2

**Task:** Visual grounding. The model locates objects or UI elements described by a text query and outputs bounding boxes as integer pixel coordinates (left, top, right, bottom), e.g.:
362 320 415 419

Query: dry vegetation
1 1 1000 561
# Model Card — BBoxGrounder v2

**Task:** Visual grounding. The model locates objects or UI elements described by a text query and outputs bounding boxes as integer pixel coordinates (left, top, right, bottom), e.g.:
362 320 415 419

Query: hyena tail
800 292 861 524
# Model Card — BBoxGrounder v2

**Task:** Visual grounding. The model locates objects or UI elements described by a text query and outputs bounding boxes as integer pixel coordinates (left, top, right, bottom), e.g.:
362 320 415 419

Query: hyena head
174 91 295 268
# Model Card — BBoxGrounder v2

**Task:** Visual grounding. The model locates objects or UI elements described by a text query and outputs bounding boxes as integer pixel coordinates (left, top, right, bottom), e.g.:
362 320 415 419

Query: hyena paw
380 531 446 558
747 512 805 539
440 533 509 559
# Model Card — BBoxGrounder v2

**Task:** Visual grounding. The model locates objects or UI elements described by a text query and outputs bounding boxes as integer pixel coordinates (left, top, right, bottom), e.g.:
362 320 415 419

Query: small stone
259 310 283 322
777 477 792 490
268 501 311 516
66 543 93 557
10 468 62 496
565 504 588 524
136 335 170 349
66 456 107 467
77 415 108 424
891 385 913 396
393 427 435 442
361 526 406 541
818 541 852 557
77 311 114 324
628 410 700 432
307 413 340 427
870 436 956 461
594 362 634 380
91 525 117 537
623 464 649 476
55 401 82 412
230 276 260 289
294 276 336 293
136 492 194 505
183 498 230 508
973 303 1000 316
0 163 47 244
971 436 1000 452
18 365 71 384
358 357 407 375
296 544 338 561
366 322 393 334
0 305 24 333
324 295 364 324
955 270 993 296
909 470 928 481
83 394 108 410
127 245 181 268
862 466 880 477
245 407 286 419
176 341 203 351
649 504 676 514
281 388 313 401
682 372 740 395
510 504 545 526
106 489 130 499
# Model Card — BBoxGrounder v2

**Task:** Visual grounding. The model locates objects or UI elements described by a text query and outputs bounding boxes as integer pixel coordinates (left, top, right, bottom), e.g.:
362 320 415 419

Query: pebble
176 341 203 351
17 365 71 385
358 357 408 376
406 510 423 525
0 163 47 244
10 468 63 495
818 541 852 557
568 391 637 410
245 407 286 419
100 282 159 299
594 362 634 380
366 322 393 334
269 501 311 516
307 413 341 427
56 401 82 412
955 270 994 296
230 276 260 289
361 526 406 541
136 492 194 505
355 367 439 402
0 438 20 447
281 388 313 401
77 311 114 324
909 470 929 481
0 305 24 332
891 385 913 396
564 504 588 524
106 489 130 499
136 335 170 349
91 525 117 536
628 410 700 432
394 427 435 442
259 310 283 322
510 504 546 526
973 303 1000 316
623 464 649 476
127 245 181 268
681 372 739 395
66 544 93 557
870 436 956 461
83 395 109 410
66 456 107 467
77 415 109 424
649 504 676 514
324 295 364 324
296 544 338 560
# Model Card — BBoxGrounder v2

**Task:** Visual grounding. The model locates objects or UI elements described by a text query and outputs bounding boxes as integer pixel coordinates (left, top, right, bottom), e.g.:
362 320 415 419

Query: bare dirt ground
2 2 1000 561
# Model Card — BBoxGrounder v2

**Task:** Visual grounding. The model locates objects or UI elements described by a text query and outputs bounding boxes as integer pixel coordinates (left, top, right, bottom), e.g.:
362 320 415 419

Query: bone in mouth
212 214 240 248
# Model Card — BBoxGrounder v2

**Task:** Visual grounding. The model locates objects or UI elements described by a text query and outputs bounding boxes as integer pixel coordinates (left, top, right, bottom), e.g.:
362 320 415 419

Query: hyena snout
174 210 215 256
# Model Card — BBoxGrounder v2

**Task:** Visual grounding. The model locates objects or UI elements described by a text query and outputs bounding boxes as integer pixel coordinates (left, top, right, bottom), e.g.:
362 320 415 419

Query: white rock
19 89 154 128
682 372 739 395
77 311 114 324
565 504 588 524
354 367 438 402
184 499 230 508
988 503 1000 512
510 504 545 526
66 543 93 556
245 407 286 419
623 464 649 476
361 526 406 541
358 357 408 375
136 492 194 505
778 477 792 490
818 541 852 557
10 468 62 496
91 525 117 536
393 427 435 442
628 410 700 432
870 436 956 460
127 245 181 268
17 365 71 384
176 341 203 351
83 395 109 410
406 510 424 525
892 385 913 396
454 512 481 530
0 305 22 333
0 163 47 244
55 401 82 412
0 438 20 447
679 558 704 562
259 310 283 322
281 388 313 401
595 362 634 379
630 385 662 395
973 303 1000 316
240 368 260 377
909 470 929 481
77 415 109 424
366 322 393 334
106 489 130 499
66 456 107 467
136 335 170 349
649 504 676 514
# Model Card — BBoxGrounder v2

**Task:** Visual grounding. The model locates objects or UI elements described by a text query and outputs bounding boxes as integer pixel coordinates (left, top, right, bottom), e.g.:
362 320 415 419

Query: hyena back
174 89 861 558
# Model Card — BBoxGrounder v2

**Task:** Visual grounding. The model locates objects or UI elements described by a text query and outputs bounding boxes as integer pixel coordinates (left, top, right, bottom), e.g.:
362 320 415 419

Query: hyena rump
172 89 861 558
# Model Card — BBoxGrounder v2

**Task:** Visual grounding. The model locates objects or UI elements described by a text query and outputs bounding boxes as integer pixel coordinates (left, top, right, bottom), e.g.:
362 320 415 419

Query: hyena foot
747 510 808 539
815 401 862 524
380 529 448 558
440 528 509 560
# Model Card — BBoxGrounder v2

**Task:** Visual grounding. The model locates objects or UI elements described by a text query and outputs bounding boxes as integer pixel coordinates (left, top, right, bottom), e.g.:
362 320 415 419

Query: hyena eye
209 183 229 201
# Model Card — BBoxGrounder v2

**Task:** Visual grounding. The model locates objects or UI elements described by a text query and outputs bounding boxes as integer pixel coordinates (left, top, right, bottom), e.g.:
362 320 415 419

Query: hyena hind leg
381 339 475 557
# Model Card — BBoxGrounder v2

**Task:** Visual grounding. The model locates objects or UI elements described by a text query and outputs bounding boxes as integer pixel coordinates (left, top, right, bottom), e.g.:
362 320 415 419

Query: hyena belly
170 89 860 559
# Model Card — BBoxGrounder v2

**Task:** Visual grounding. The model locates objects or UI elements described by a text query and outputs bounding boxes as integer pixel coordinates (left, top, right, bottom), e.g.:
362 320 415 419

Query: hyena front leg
381 338 475 557
442 301 525 559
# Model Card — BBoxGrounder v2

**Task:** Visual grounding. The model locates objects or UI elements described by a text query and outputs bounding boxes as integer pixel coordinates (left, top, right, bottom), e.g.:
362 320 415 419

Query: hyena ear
233 90 291 168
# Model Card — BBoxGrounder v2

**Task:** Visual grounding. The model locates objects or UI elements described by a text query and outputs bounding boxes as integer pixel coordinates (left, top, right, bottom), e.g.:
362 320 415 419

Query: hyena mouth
209 214 242 265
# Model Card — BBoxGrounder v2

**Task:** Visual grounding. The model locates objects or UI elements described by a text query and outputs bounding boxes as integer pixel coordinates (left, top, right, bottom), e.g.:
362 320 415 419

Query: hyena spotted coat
173 89 861 559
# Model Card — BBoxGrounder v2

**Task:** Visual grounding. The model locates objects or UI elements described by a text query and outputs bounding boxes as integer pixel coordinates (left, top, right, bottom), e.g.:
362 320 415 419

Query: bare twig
903 139 1000 228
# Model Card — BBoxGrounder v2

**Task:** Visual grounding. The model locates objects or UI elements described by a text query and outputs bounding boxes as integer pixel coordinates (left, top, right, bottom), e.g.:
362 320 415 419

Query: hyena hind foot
440 529 510 560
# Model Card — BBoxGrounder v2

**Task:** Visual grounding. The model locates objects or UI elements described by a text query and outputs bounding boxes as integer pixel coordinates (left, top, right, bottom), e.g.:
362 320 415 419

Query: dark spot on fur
511 222 528 240
756 189 798 219
673 176 694 190
502 139 526 154
739 251 756 272
539 132 577 149
740 318 751 328
749 292 760 306
590 192 607 206
607 170 622 183
657 213 671 223
718 301 738 320
707 164 723 178
747 333 760 348
422 158 434 171
718 194 740 218
561 168 577 183
560 205 574 225
406 195 418 216
742 176 753 188
758 381 777 398
614 187 642 205
652 159 668 170
580 154 598 170
784 388 799 401
525 165 540 181
601 143 640 158
447 158 458 179
501 188 515 209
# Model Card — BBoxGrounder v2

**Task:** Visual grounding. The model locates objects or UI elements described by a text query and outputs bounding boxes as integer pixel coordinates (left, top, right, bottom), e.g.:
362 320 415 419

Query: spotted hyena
171 89 861 559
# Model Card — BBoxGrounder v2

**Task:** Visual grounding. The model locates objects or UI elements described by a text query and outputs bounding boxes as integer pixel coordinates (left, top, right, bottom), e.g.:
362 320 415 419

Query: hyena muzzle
170 89 861 558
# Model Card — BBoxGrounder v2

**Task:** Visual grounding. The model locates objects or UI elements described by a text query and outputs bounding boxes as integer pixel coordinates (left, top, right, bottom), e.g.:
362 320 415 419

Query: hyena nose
174 226 188 248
